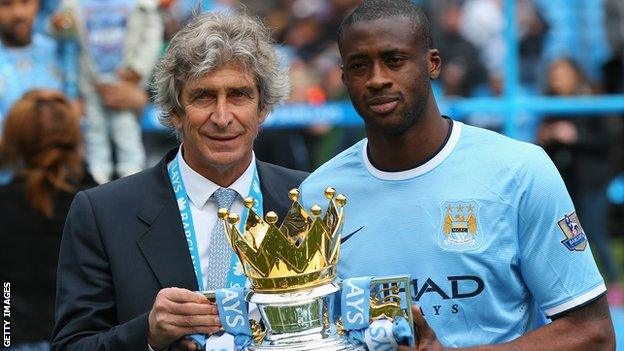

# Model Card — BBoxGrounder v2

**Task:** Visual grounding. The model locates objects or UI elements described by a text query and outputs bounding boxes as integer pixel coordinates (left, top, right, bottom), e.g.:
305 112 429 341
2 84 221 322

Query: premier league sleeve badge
557 212 588 252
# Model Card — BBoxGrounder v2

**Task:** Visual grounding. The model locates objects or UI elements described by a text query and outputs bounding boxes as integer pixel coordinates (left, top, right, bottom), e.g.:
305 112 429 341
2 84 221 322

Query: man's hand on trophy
398 305 446 351
148 287 222 351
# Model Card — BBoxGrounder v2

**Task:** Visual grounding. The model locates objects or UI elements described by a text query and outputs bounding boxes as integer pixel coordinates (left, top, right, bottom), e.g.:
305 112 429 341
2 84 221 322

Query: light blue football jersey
300 121 605 347
0 33 63 127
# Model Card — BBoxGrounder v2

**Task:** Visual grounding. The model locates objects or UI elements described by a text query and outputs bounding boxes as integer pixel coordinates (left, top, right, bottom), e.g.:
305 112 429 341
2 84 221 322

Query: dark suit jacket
51 149 308 350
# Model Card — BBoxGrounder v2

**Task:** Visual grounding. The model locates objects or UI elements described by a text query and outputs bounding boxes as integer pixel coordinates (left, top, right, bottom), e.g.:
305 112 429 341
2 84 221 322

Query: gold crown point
244 196 254 209
265 211 278 225
225 188 346 292
289 188 300 202
228 213 240 225
324 187 336 199
335 194 347 207
218 208 229 219
311 205 322 217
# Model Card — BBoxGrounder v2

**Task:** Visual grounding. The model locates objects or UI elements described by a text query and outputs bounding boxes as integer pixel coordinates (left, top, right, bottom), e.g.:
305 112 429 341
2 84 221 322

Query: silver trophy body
247 283 365 350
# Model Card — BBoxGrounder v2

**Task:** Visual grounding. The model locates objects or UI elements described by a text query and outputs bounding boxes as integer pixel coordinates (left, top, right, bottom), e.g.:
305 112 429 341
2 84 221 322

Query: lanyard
168 153 263 290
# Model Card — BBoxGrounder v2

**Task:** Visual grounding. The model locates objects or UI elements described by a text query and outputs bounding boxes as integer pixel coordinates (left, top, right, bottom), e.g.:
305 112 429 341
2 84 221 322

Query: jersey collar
362 121 463 180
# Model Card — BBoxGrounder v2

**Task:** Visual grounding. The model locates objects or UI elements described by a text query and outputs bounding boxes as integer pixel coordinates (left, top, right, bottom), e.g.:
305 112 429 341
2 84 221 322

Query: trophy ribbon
216 288 254 350
187 287 253 351
341 276 372 330
340 277 414 350
187 332 235 351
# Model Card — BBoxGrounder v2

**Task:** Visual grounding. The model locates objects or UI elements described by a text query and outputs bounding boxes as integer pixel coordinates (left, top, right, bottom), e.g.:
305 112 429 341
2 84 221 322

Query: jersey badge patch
439 201 483 252
558 212 588 251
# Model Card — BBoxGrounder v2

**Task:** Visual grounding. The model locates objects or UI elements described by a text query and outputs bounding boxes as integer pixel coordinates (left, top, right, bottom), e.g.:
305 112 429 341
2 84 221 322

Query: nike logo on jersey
341 226 365 244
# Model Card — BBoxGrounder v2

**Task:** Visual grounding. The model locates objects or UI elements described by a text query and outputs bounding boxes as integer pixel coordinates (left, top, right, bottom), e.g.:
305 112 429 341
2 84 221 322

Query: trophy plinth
247 283 364 350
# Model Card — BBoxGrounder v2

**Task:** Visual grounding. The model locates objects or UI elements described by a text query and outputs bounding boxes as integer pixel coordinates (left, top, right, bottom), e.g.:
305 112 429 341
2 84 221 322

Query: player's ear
341 65 348 87
427 49 441 80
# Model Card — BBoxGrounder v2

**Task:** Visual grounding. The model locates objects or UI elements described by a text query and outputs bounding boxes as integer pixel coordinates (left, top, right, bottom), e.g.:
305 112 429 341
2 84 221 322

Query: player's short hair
154 11 290 132
338 0 433 51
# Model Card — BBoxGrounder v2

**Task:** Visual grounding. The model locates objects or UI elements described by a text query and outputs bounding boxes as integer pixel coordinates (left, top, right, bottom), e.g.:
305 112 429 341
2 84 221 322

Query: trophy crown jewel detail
219 187 346 292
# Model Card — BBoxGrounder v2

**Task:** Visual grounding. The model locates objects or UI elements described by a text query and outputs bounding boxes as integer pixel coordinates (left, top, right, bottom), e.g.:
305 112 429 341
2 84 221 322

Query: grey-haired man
52 12 307 351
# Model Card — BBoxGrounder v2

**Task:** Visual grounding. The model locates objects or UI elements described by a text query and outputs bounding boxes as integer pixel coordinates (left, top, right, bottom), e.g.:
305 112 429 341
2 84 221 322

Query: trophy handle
368 277 412 323
199 290 216 302
249 319 266 344
369 276 416 346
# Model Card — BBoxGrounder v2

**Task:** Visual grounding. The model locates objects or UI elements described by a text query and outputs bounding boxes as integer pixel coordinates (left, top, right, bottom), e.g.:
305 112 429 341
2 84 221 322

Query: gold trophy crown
218 187 346 293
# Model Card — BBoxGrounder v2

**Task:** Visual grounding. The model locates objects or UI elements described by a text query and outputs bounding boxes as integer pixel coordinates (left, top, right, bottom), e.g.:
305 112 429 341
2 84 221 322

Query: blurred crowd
1 0 624 169
1 0 624 348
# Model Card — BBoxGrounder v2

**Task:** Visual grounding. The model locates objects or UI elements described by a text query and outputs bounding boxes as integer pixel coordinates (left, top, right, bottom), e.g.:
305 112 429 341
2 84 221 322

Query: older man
52 12 307 351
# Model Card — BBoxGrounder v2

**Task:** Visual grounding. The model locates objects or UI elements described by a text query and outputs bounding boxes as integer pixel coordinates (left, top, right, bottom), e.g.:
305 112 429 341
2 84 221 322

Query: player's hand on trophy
148 287 222 351
398 305 446 351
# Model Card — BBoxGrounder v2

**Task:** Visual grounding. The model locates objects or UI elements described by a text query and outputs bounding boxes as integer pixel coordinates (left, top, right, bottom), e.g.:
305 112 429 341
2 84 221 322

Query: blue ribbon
186 288 253 351
186 334 209 349
391 317 414 346
186 331 233 351
345 318 413 350
341 277 372 330
216 288 253 350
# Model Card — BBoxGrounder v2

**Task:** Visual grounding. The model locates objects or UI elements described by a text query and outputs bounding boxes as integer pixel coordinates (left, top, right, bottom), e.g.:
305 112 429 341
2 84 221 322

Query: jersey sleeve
516 146 605 318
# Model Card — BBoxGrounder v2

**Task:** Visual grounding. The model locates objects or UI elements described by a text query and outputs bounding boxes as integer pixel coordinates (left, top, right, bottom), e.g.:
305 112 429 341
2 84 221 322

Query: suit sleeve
51 191 149 350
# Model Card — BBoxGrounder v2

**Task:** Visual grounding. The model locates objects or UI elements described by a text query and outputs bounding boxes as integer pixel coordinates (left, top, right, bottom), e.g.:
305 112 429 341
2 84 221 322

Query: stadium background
9 0 624 346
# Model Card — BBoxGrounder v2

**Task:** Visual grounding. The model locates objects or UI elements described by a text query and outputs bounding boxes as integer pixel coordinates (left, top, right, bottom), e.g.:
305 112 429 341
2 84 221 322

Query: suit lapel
256 161 297 220
136 149 199 291
256 161 282 216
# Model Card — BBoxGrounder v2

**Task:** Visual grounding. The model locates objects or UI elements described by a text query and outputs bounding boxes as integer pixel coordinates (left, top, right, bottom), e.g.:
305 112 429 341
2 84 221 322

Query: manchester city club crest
557 212 588 251
438 201 483 252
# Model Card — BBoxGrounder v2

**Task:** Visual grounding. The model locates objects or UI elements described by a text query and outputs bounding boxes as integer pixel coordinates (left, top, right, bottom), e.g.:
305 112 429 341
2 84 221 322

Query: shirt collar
362 120 462 180
177 146 256 209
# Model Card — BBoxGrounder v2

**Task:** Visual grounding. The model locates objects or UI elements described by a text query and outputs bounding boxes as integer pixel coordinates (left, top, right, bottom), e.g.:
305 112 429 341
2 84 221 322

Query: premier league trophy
217 188 414 350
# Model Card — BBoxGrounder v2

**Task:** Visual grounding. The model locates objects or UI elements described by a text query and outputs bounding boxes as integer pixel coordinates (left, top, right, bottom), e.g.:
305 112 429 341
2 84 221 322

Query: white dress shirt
175 147 255 291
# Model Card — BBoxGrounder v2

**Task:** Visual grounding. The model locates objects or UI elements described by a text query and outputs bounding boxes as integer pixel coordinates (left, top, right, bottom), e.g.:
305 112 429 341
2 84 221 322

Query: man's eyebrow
380 48 406 57
345 52 367 62
228 86 255 95
186 87 212 101
345 49 406 62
